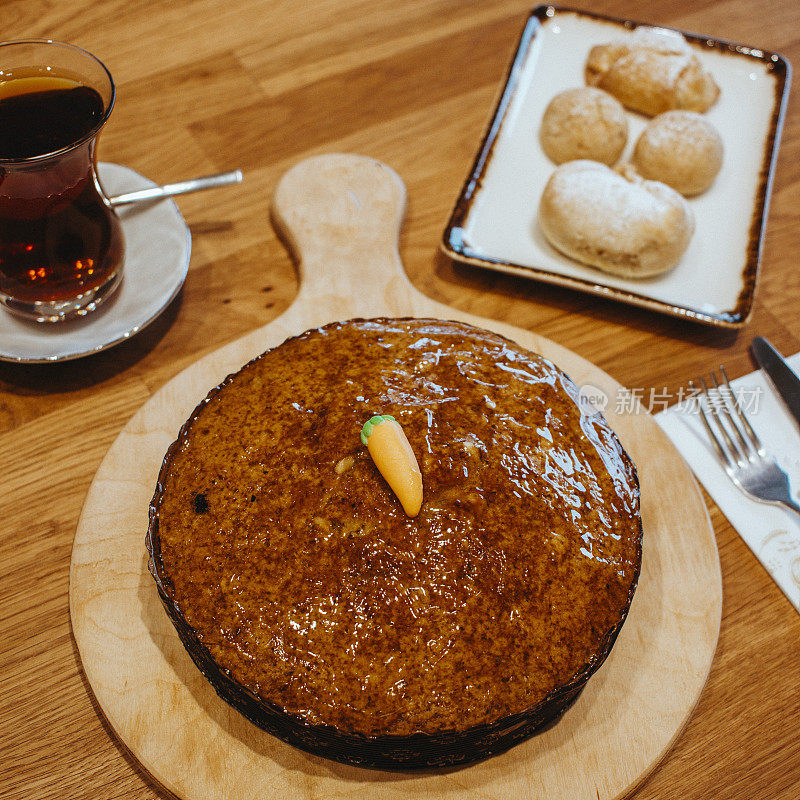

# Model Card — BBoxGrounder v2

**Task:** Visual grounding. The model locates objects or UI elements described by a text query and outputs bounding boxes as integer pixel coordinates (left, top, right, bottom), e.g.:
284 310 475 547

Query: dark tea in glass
0 40 124 322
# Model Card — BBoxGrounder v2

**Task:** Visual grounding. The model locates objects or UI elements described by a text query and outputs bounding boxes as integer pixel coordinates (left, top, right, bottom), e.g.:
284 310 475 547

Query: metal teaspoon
108 169 243 207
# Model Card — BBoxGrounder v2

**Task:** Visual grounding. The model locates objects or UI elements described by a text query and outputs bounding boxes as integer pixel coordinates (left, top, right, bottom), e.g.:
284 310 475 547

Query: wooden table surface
1 1 798 798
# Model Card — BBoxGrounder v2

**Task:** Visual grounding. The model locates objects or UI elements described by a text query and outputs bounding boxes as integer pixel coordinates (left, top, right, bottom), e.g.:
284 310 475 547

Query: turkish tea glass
0 39 124 322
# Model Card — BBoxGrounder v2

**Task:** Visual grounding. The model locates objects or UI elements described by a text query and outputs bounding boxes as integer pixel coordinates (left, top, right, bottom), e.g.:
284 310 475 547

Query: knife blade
751 336 800 427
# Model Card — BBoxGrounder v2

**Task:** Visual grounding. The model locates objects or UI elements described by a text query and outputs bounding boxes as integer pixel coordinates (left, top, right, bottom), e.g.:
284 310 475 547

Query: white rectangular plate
442 5 791 328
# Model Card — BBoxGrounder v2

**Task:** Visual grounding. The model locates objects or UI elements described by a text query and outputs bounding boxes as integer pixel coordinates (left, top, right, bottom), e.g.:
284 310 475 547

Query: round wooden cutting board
70 154 722 800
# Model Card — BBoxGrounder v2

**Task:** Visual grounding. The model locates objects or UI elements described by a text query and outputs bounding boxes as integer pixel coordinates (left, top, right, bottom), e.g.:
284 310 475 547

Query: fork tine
710 370 756 461
693 367 800 521
719 365 765 456
691 380 734 468
700 375 746 467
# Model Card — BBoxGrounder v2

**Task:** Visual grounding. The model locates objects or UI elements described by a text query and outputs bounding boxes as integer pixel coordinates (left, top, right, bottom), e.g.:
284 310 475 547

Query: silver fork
691 366 800 522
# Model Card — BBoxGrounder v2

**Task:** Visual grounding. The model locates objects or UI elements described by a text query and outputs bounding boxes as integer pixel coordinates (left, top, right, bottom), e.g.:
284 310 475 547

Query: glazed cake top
151 318 642 737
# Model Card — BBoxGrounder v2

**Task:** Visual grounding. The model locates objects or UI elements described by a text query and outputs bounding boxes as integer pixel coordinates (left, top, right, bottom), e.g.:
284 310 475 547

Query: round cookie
633 110 723 196
585 26 720 117
538 160 694 278
540 87 628 165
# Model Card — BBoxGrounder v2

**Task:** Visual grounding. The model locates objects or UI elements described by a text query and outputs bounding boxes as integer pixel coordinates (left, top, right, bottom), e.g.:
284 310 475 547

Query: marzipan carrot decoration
361 415 423 517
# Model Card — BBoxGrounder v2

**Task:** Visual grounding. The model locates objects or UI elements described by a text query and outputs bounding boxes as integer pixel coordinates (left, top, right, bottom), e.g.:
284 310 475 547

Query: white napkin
656 353 800 613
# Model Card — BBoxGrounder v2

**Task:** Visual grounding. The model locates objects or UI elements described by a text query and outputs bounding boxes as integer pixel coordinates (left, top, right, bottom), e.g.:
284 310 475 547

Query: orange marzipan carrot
360 414 422 517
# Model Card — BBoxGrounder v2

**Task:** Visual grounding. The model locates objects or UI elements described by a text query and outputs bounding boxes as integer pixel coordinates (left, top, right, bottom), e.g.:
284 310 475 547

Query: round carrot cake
147 317 642 768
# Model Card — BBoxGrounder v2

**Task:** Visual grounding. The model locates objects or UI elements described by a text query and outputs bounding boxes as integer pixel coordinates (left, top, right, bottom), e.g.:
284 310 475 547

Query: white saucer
0 162 191 363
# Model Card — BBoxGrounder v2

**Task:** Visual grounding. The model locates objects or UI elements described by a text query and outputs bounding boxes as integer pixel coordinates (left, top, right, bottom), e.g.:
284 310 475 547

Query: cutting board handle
271 153 417 319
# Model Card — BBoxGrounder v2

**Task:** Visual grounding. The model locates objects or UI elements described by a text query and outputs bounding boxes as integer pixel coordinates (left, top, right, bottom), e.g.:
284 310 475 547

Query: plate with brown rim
441 5 791 328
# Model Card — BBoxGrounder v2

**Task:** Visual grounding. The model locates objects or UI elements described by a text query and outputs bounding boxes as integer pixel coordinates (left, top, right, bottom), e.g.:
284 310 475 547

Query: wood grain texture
2 2 800 799
70 154 720 800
